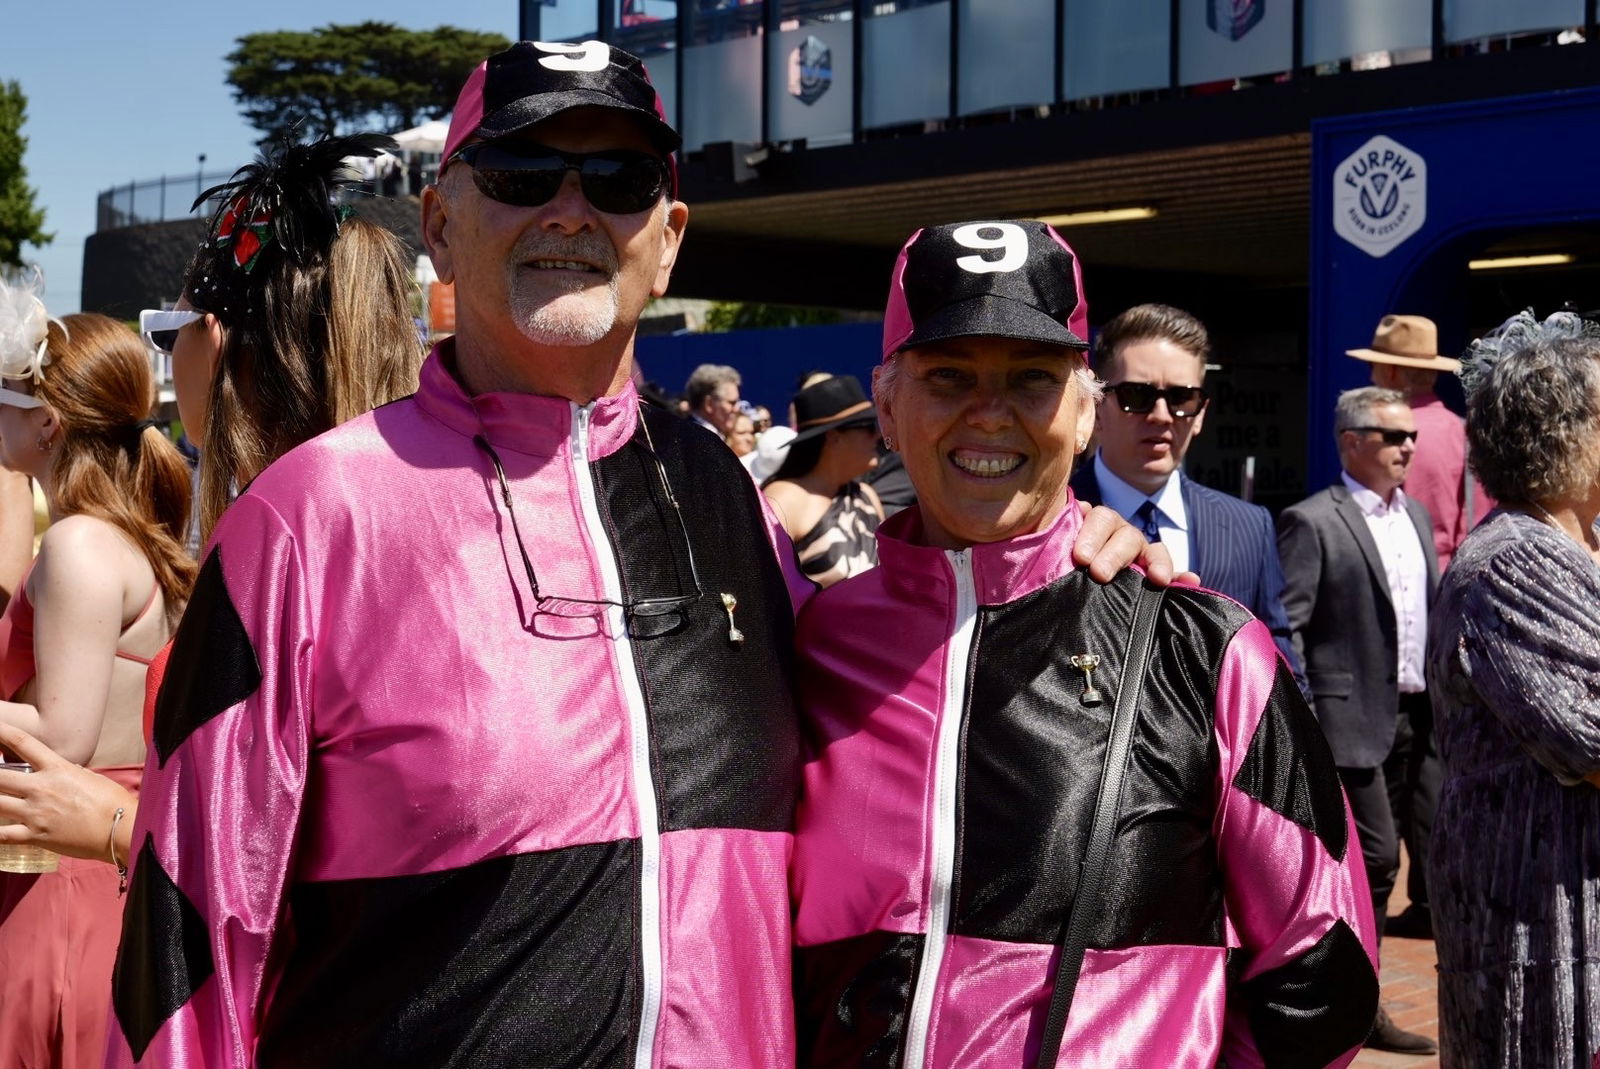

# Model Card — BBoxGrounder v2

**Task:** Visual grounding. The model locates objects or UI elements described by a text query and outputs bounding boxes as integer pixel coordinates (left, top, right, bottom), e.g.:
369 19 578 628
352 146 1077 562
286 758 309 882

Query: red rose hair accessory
213 194 275 273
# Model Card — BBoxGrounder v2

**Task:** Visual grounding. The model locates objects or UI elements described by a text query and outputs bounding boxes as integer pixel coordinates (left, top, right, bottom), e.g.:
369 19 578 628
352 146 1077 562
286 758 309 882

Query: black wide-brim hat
788 375 877 445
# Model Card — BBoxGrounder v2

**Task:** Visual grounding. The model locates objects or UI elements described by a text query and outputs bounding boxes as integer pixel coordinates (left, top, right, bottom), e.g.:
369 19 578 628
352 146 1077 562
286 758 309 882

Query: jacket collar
875 493 1088 607
412 340 639 460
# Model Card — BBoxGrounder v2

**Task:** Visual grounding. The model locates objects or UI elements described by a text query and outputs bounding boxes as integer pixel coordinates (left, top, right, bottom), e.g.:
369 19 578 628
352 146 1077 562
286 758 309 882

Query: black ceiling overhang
665 42 1600 304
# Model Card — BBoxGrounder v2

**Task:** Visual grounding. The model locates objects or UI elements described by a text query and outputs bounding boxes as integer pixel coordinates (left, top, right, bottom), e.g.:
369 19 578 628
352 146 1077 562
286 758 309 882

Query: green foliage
704 302 844 332
226 22 510 144
0 82 51 269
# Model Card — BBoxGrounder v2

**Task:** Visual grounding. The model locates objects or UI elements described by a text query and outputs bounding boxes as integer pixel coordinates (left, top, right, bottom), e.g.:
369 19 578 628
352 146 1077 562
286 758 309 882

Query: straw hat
1346 315 1462 373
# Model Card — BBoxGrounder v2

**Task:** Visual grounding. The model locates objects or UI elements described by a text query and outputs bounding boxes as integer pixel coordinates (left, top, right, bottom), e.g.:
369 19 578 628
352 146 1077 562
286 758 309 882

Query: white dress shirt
1341 471 1428 693
1093 454 1192 575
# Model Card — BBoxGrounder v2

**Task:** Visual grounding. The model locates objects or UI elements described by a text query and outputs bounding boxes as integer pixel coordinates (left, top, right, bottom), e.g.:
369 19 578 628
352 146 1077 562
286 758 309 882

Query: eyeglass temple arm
637 410 705 598
474 434 544 603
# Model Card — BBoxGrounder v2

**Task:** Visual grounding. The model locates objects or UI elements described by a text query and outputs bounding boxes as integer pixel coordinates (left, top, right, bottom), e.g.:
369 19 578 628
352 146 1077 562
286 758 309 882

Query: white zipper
571 402 665 1069
902 548 978 1069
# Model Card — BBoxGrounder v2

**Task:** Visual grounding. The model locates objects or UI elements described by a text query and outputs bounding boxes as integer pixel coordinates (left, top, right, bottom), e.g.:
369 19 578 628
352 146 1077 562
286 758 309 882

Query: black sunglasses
474 414 703 639
1343 426 1420 446
450 142 670 215
1104 381 1210 418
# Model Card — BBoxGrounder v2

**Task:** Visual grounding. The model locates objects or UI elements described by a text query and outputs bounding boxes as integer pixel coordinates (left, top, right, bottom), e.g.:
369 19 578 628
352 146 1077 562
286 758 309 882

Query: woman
763 374 885 587
725 409 757 457
790 221 1378 1067
0 134 422 1063
1426 311 1600 1067
0 281 195 1067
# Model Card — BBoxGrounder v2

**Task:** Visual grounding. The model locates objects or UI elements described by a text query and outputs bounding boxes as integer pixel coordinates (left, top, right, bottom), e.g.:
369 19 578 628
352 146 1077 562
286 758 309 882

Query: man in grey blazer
1278 386 1440 1055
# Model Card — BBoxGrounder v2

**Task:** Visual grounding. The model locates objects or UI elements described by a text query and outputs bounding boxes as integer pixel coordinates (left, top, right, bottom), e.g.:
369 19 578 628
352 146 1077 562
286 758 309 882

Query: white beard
511 272 620 347
507 229 623 348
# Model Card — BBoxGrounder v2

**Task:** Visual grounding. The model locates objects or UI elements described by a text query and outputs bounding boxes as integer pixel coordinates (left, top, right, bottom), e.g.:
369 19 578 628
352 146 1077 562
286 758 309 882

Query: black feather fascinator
187 131 399 319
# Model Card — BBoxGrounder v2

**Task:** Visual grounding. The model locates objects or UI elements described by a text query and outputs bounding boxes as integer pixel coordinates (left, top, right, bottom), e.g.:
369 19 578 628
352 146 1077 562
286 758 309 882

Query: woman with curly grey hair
1425 311 1600 1067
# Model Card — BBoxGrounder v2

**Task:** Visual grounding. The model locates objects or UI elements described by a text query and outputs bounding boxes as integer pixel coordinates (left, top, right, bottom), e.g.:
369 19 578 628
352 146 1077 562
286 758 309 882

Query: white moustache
515 234 618 276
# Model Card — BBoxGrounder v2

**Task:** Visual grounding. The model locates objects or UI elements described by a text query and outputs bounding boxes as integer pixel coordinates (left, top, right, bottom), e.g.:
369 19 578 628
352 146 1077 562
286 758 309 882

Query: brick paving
1351 849 1440 1069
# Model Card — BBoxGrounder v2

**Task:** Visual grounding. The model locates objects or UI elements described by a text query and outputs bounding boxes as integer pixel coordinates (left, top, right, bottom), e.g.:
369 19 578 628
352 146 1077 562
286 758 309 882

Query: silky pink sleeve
106 494 314 1068
1210 619 1379 1069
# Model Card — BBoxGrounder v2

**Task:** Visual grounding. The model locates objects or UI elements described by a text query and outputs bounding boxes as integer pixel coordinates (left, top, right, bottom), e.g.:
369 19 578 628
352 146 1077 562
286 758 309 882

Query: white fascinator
0 269 60 384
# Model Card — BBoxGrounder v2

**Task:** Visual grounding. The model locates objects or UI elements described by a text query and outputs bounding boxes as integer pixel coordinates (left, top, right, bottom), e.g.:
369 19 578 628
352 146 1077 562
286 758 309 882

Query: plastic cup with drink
0 762 58 874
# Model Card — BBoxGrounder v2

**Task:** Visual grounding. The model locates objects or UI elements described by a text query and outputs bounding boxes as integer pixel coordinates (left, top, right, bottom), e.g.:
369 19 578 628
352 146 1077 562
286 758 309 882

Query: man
108 42 1166 1068
1348 313 1470 942
685 362 741 435
1348 313 1493 573
1278 386 1440 1056
1072 302 1305 689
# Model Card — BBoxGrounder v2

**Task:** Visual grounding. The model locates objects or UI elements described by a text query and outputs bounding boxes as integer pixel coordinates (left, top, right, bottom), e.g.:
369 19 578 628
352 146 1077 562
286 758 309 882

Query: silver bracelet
108 806 127 895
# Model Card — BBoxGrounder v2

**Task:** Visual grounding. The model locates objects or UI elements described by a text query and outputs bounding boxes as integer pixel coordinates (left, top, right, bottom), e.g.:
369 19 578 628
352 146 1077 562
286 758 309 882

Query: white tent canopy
391 119 449 156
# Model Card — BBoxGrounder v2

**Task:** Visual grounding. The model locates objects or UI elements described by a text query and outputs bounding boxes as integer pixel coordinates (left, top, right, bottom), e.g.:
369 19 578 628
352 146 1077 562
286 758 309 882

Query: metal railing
95 161 439 232
95 171 238 232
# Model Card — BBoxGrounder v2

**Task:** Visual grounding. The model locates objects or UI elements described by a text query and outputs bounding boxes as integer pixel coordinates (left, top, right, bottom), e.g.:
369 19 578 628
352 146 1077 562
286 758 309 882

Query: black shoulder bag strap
1033 581 1166 1069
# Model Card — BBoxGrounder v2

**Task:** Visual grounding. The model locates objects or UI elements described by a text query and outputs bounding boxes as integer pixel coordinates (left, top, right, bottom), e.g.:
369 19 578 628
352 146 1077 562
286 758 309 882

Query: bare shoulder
762 478 811 517
33 516 138 597
37 514 132 561
764 478 830 541
858 481 885 519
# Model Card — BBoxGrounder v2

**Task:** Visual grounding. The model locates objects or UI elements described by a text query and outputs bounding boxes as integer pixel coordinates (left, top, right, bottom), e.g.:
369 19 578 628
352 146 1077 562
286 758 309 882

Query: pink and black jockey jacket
791 504 1380 1069
107 346 811 1068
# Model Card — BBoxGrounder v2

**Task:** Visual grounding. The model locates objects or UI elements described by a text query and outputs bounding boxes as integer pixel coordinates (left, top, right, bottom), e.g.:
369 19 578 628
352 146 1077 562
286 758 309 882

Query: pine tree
226 23 511 144
0 81 52 269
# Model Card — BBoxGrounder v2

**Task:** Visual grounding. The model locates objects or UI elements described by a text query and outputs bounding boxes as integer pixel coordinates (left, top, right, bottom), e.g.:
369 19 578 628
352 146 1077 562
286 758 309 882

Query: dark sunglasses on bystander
449 141 670 214
1104 381 1210 418
1343 426 1420 446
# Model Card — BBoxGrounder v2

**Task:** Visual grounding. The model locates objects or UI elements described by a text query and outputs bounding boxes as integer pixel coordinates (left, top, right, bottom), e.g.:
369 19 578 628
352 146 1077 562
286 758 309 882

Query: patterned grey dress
1425 510 1600 1068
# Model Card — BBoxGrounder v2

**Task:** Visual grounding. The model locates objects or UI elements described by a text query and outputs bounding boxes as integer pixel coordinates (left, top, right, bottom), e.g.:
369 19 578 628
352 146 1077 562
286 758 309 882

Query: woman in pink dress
0 135 421 1068
0 293 195 1068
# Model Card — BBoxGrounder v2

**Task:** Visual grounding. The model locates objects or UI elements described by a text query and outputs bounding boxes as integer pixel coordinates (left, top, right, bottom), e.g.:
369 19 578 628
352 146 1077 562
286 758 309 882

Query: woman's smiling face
877 336 1095 550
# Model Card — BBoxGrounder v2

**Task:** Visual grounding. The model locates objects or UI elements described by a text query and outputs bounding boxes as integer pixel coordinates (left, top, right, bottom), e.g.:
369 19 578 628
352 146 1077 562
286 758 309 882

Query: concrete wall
81 195 425 320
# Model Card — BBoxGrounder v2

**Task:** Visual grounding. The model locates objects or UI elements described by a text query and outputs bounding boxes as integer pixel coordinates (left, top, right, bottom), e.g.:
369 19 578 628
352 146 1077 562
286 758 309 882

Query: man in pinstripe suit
1070 304 1307 691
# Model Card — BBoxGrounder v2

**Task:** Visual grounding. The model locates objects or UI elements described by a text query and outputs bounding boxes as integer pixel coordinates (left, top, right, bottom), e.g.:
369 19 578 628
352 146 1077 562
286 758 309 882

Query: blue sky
2 1 521 314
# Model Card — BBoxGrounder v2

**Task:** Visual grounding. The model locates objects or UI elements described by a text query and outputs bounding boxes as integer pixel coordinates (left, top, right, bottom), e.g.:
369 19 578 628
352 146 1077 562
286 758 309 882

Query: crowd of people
0 34 1593 1069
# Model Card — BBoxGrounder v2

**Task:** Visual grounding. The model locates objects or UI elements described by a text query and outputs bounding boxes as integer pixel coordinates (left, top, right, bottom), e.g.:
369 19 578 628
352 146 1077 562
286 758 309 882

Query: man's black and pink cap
882 220 1090 361
442 40 680 177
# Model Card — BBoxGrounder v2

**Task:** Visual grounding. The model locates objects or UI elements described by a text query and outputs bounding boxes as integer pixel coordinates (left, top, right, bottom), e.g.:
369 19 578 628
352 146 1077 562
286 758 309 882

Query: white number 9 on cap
953 222 1028 274
534 41 611 72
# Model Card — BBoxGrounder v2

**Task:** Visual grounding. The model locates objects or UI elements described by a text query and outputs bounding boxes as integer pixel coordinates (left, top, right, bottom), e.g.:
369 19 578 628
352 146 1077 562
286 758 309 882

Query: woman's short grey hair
875 350 1101 405
1467 336 1600 506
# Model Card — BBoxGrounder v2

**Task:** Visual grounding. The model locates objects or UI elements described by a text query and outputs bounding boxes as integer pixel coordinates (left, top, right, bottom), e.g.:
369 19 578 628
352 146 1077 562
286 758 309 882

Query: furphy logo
787 35 832 106
1333 135 1427 258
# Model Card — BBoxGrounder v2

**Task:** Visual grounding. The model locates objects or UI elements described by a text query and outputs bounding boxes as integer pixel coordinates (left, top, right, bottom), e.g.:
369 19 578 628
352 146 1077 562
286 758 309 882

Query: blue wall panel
636 321 883 415
1308 88 1600 485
